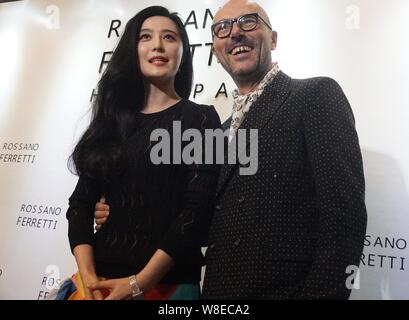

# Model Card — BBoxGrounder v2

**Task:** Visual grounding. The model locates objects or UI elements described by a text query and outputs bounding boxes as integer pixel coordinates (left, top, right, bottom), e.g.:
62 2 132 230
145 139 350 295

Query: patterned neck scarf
228 62 279 142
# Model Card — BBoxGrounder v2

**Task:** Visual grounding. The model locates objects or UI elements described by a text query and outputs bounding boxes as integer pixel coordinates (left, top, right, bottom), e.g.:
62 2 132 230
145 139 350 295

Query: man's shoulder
284 74 351 115
291 75 342 93
267 71 343 97
272 72 349 112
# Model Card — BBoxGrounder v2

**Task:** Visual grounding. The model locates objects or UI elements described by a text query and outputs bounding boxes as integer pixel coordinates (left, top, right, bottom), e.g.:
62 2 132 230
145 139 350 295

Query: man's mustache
226 37 255 54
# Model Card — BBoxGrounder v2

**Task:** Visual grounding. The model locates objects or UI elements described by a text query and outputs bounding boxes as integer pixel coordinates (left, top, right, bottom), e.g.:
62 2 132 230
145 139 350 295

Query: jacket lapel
215 71 293 197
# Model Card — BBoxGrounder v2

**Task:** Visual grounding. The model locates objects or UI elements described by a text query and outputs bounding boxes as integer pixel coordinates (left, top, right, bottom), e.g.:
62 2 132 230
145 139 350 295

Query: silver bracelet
128 275 144 300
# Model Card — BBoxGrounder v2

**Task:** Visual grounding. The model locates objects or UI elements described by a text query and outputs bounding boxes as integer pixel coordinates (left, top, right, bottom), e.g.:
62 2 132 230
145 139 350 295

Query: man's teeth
232 46 252 55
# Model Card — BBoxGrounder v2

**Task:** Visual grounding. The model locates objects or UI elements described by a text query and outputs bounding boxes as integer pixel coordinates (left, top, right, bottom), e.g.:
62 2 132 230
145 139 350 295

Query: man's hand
94 196 109 231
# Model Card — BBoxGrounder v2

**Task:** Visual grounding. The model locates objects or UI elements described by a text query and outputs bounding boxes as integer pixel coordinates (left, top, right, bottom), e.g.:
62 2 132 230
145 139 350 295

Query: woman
65 6 220 300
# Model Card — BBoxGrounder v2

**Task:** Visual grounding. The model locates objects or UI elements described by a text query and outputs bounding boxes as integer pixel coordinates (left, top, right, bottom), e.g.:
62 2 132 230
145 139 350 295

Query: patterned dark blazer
202 71 367 299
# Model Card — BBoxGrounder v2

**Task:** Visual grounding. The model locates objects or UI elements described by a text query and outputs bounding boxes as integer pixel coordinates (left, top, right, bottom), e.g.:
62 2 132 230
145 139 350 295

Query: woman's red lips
149 56 168 63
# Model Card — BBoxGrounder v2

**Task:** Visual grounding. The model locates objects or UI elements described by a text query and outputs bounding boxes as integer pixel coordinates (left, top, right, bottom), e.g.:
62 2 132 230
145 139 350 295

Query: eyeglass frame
211 12 272 39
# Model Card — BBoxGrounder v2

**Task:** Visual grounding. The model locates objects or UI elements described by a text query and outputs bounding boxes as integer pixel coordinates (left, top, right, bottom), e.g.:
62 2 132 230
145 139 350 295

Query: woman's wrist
135 272 150 293
129 274 144 300
80 271 98 285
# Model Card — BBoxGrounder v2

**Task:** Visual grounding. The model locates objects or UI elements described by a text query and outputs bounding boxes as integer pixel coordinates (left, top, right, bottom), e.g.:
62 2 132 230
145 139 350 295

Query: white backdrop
0 0 408 299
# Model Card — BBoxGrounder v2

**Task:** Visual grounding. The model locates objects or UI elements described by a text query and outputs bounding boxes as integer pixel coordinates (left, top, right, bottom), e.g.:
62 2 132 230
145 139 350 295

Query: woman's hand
88 277 133 300
81 274 105 300
86 249 174 300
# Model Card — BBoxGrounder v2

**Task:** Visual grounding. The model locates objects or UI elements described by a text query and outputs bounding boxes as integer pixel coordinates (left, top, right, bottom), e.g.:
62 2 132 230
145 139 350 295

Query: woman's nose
152 36 164 52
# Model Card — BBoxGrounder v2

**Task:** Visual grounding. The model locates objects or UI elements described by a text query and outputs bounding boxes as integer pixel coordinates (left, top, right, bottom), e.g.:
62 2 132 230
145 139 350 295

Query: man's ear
271 31 278 50
212 45 220 63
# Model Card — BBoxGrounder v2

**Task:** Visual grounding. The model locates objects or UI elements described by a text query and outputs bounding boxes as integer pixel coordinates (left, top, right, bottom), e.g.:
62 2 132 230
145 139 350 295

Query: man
95 0 367 299
200 0 367 299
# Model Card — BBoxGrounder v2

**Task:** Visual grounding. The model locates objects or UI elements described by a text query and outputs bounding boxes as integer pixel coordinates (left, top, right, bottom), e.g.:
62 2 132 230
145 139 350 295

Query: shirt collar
232 62 280 103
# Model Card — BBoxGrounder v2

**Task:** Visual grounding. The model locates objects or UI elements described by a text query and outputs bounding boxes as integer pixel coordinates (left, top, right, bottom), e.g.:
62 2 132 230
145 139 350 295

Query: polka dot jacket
202 71 367 299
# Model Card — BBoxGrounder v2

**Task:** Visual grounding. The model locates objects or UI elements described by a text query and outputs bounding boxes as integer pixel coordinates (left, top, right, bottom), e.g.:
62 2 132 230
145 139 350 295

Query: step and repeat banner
0 0 408 299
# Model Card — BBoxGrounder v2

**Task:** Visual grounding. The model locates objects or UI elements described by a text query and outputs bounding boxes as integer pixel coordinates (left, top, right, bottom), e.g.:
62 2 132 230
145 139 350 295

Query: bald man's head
211 0 277 93
214 0 272 27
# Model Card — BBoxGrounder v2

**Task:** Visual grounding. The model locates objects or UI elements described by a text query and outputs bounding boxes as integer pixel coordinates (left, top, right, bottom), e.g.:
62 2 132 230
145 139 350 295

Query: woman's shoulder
181 99 219 118
181 99 221 128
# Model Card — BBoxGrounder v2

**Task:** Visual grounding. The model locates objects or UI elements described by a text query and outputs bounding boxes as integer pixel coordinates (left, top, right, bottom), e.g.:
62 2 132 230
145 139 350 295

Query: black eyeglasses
211 13 272 39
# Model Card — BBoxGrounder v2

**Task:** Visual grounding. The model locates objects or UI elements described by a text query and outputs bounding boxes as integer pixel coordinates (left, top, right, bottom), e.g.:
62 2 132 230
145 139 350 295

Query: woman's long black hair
69 6 193 185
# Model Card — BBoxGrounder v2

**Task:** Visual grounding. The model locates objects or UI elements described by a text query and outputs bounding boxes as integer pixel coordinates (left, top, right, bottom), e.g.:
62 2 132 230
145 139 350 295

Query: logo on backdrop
0 142 39 164
343 234 407 291
38 265 61 300
361 234 407 271
16 203 62 231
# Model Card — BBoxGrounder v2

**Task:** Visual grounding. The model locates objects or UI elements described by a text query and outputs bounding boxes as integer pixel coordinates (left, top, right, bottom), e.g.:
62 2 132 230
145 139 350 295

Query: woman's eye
164 34 176 41
139 34 150 40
